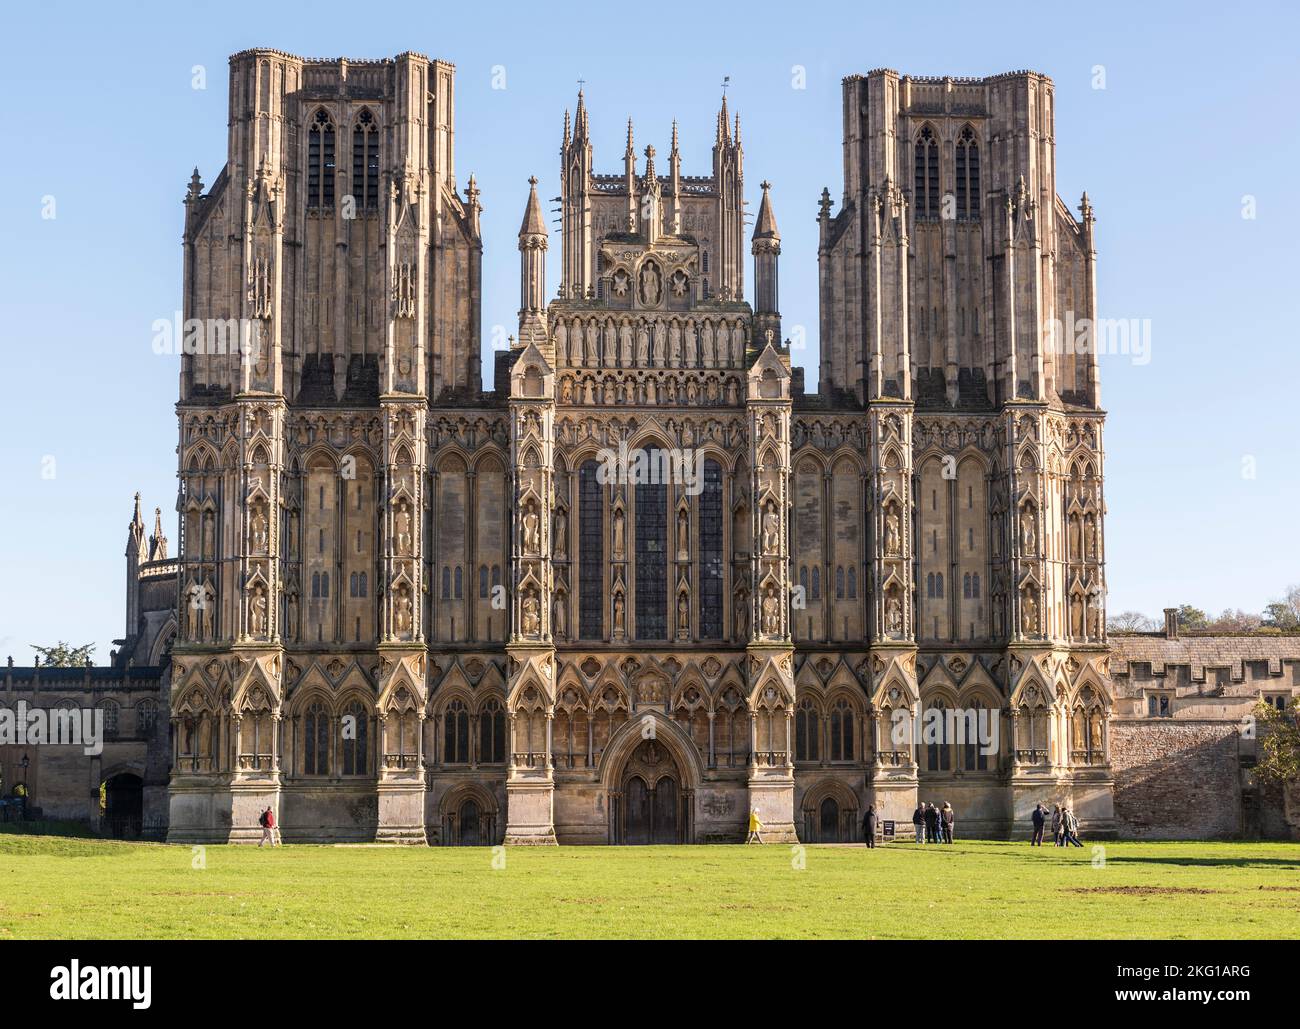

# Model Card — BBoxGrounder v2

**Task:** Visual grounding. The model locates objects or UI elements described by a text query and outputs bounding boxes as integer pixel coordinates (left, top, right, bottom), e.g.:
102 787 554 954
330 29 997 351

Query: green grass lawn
1 834 1297 939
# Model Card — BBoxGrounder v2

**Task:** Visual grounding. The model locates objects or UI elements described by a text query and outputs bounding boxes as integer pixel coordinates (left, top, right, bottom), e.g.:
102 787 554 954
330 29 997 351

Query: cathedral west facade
165 51 1115 845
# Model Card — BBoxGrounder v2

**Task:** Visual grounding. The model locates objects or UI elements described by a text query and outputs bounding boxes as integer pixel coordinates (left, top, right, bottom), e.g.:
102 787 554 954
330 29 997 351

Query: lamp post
19 753 29 816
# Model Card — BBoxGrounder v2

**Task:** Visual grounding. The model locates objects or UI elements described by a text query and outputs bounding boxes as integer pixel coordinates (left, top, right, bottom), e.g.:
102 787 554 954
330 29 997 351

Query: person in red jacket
258 806 278 847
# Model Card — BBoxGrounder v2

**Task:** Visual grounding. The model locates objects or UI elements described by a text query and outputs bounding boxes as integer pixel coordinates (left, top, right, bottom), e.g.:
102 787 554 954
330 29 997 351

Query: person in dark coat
940 802 954 844
924 802 940 844
1030 803 1046 846
863 805 877 848
912 802 926 845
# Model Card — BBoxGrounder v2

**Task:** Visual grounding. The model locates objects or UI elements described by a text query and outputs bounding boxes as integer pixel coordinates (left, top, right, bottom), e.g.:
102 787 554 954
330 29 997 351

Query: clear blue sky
1 0 1297 661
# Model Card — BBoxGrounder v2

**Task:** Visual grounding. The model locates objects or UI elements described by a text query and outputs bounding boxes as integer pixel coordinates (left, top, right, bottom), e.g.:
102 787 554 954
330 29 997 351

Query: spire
129 492 145 536
126 492 147 561
624 117 635 158
149 507 168 561
574 87 589 139
643 144 657 184
519 176 547 238
752 180 780 243
734 111 741 148
562 107 571 148
670 119 680 157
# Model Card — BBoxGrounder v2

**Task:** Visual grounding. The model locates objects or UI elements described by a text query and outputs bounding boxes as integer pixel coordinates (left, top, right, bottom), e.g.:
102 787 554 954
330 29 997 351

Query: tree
1175 605 1208 630
1207 608 1263 632
1253 699 1300 786
1263 584 1300 629
1106 610 1156 632
31 642 95 667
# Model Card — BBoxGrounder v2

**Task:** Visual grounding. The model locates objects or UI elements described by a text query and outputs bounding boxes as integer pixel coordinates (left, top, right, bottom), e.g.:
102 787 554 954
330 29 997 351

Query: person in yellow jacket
746 807 763 844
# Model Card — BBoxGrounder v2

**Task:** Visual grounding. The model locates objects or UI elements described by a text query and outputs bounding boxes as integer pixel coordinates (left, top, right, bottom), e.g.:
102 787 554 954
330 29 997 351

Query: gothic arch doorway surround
599 711 701 844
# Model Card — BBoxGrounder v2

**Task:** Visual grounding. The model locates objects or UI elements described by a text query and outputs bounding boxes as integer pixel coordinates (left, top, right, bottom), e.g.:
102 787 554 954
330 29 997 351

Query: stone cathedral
166 52 1113 845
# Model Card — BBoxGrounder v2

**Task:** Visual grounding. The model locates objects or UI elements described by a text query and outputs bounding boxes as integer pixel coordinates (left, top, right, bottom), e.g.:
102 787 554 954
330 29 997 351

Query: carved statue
395 588 413 635
613 592 626 635
200 582 215 641
701 321 715 368
1020 510 1036 552
636 323 650 365
677 593 689 633
1085 515 1098 560
886 595 903 635
669 321 682 367
521 590 541 636
684 322 697 368
522 501 540 554
884 510 901 556
715 322 729 367
559 377 573 404
677 508 689 558
761 500 780 555
761 586 780 635
1022 591 1039 634
555 321 568 365
250 505 268 553
638 261 661 306
553 508 567 559
619 322 633 366
250 585 268 637
394 501 412 556
553 593 567 639
735 593 749 639
603 321 617 368
612 508 625 559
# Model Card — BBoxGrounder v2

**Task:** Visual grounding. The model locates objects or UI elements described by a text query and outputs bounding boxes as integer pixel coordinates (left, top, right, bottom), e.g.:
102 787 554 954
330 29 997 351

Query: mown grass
0 835 1297 939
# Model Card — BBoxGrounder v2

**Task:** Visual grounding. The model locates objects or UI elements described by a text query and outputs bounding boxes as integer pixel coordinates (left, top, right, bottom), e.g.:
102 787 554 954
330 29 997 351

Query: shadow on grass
1104 856 1300 869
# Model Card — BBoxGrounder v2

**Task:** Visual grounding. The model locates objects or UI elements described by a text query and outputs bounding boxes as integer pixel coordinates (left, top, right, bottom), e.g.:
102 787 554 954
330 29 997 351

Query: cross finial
577 77 585 92
528 175 538 187
721 75 730 96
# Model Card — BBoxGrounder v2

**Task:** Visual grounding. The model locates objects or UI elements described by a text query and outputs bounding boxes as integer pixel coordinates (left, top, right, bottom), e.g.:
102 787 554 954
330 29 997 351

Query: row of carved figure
553 316 747 370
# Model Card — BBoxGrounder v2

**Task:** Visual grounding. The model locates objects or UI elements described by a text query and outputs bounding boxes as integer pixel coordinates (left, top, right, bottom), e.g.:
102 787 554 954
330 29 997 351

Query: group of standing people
911 801 954 844
1030 803 1083 847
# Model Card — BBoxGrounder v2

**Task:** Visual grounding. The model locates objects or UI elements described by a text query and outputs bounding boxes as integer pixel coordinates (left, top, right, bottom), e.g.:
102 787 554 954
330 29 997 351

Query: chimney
1163 608 1179 640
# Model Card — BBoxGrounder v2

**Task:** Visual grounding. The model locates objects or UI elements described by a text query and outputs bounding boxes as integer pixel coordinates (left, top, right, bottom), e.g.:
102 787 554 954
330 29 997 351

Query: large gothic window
351 109 379 209
635 458 667 640
913 125 939 219
304 702 329 775
578 461 604 639
479 699 507 764
699 460 723 638
830 697 855 761
341 701 368 775
955 126 981 221
308 109 336 208
795 699 819 762
444 699 470 764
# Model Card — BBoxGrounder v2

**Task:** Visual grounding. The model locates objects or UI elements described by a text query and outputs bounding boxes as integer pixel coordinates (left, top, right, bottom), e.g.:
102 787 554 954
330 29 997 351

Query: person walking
258 805 278 847
941 802 955 844
1063 807 1083 847
912 802 926 845
1051 805 1063 846
746 807 764 844
1030 803 1046 846
863 804 878 848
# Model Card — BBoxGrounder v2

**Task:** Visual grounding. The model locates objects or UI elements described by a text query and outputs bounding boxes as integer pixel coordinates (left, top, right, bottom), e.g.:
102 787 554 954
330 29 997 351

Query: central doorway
617 739 685 844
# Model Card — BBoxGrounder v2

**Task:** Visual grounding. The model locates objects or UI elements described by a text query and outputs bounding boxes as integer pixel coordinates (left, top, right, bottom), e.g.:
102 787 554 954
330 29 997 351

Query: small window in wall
1262 693 1291 712
1147 693 1173 718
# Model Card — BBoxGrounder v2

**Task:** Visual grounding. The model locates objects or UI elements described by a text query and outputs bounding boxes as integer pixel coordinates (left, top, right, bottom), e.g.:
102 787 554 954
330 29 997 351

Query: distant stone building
12 51 1294 845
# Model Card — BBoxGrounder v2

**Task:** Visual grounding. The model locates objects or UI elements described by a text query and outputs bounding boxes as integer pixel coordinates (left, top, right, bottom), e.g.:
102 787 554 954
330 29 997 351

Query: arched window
963 573 972 599
935 572 944 598
635 455 668 640
137 700 158 734
350 572 359 598
304 702 329 775
699 459 723 638
830 697 854 761
963 700 991 771
835 566 845 600
972 573 980 599
442 566 451 599
578 461 604 639
800 566 809 594
479 565 488 598
926 572 935 598
914 125 939 219
100 701 120 741
307 109 336 208
926 699 951 771
811 566 821 601
454 566 463 599
359 572 367 598
795 699 819 762
479 699 507 764
955 126 980 220
311 572 321 598
341 701 368 775
848 567 857 599
444 700 470 764
351 109 379 210
320 572 329 598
